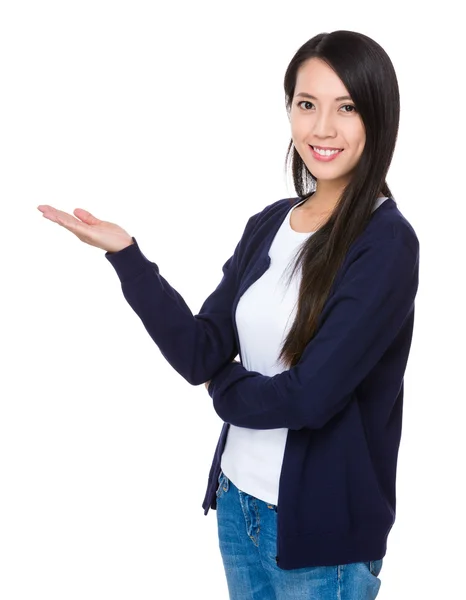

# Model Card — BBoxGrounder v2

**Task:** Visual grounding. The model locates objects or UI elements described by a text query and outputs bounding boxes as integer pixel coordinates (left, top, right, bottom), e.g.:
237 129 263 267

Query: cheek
355 136 366 157
350 121 366 152
344 130 365 158
290 113 306 141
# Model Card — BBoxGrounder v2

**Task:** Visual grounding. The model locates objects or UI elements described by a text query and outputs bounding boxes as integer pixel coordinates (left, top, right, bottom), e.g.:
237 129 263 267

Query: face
289 58 366 189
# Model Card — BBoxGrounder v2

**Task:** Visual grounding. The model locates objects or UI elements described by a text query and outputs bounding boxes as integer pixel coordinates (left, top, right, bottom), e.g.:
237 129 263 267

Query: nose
312 109 337 139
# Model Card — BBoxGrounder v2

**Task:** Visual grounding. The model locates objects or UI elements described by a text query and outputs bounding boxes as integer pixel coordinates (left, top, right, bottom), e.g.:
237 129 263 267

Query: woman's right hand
37 205 134 254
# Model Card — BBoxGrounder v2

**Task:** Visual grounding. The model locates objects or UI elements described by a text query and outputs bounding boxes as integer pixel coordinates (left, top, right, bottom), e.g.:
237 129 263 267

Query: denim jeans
216 472 383 600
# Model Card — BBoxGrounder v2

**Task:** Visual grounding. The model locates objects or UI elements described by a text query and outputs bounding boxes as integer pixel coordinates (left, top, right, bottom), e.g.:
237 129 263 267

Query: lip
312 145 342 150
309 145 343 162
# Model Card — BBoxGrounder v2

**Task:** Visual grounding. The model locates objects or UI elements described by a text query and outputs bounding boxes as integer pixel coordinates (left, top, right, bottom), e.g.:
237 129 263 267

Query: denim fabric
216 472 383 600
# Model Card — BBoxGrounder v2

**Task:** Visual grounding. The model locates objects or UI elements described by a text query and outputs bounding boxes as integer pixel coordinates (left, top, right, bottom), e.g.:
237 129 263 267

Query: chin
308 167 350 180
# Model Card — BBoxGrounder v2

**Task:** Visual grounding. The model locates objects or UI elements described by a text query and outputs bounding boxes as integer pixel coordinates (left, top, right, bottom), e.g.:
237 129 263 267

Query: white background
0 1 464 598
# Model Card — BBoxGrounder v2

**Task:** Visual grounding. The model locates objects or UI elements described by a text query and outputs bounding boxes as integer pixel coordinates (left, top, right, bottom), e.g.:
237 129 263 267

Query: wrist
108 237 134 254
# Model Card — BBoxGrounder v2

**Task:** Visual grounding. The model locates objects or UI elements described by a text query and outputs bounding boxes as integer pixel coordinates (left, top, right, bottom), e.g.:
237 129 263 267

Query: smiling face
290 58 366 191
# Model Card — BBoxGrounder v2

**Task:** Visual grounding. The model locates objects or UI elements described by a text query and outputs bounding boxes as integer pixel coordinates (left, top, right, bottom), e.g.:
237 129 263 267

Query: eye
297 100 314 110
341 104 357 113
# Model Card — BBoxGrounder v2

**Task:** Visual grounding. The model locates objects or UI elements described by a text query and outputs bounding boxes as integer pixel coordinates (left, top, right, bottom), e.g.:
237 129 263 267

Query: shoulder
247 196 300 230
332 200 420 296
364 198 419 257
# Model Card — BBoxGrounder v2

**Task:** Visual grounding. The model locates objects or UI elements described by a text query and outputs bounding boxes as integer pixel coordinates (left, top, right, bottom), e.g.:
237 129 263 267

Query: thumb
73 208 102 225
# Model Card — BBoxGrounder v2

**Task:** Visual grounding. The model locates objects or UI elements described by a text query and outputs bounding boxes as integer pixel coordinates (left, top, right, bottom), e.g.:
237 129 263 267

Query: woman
38 30 419 600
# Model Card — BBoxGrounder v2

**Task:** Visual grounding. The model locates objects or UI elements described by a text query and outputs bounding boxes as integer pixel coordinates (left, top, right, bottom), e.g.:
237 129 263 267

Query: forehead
295 58 350 97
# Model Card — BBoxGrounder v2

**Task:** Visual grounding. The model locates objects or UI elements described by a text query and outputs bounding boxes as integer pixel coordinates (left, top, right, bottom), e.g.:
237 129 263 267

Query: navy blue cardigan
105 196 419 569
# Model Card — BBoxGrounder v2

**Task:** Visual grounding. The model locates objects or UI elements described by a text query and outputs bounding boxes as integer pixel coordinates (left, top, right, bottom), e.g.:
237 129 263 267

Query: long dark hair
278 30 400 369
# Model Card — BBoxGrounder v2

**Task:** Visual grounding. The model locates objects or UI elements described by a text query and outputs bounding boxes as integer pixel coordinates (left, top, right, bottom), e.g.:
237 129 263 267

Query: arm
207 237 419 430
105 213 260 386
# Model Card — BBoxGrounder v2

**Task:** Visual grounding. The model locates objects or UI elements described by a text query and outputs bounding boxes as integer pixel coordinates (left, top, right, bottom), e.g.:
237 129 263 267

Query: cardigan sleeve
207 236 419 430
104 212 260 386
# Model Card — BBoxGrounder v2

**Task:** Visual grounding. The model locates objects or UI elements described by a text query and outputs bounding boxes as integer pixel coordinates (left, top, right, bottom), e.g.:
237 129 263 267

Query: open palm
37 205 134 253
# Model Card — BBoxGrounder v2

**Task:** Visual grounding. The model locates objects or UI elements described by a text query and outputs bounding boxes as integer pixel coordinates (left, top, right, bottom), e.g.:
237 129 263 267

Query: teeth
312 146 341 156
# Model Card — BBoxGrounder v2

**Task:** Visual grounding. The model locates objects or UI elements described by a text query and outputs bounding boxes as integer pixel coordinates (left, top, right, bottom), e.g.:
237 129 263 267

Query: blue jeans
216 472 383 600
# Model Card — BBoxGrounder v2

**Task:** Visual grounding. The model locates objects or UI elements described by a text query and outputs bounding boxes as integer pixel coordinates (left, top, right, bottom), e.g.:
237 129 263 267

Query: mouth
309 145 344 161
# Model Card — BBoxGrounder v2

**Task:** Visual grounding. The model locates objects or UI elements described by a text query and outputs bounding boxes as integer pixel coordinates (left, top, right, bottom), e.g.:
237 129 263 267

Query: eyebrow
295 92 353 102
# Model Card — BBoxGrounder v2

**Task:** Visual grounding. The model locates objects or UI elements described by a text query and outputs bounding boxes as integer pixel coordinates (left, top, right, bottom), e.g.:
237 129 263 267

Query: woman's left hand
204 359 240 391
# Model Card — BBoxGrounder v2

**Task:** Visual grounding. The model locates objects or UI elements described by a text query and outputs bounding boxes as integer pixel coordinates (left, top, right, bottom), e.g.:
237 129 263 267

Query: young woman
38 30 419 600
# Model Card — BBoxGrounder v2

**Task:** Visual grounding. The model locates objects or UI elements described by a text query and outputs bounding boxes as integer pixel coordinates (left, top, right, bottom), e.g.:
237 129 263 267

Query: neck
305 180 346 213
303 181 384 213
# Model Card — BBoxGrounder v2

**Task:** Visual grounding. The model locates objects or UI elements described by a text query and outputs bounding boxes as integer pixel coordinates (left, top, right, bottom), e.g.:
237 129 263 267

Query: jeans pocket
216 471 229 499
368 559 383 577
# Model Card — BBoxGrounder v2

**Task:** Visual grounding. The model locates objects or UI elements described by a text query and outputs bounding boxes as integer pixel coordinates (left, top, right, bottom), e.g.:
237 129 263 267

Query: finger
41 206 87 233
38 205 74 221
38 205 99 228
73 208 102 225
